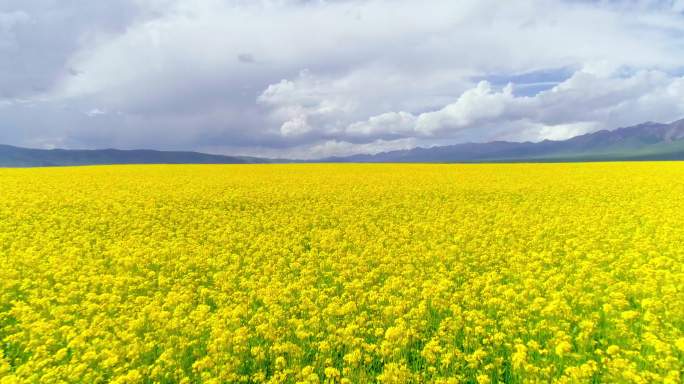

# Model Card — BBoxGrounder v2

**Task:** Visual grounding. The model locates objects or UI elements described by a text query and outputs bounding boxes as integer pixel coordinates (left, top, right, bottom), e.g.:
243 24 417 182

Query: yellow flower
324 367 339 377
675 338 684 352
1 163 682 383
512 344 527 369
275 356 287 370
555 341 572 358
606 345 620 356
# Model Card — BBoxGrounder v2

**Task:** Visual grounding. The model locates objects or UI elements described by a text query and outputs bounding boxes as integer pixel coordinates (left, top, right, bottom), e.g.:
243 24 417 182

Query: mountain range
0 146 271 167
325 118 684 163
2 118 684 167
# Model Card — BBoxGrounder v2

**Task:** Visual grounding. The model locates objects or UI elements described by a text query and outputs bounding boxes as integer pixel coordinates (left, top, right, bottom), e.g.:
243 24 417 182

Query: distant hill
3 119 684 166
0 145 271 167
323 118 684 163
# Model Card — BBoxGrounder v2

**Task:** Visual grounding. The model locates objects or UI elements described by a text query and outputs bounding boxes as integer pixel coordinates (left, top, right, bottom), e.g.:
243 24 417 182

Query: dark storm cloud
0 1 148 99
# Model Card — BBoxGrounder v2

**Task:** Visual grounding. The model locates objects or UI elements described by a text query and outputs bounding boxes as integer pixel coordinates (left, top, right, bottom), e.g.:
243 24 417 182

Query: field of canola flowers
1 163 683 384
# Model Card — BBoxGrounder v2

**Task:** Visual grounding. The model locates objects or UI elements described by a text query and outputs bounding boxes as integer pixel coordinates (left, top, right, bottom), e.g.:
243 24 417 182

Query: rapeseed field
0 163 682 384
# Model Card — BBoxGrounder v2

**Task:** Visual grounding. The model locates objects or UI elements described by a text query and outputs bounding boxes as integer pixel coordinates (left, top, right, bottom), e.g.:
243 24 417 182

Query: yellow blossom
0 163 682 383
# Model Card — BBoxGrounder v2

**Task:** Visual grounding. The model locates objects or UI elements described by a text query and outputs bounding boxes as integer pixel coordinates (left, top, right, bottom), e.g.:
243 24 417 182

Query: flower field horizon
1 163 683 383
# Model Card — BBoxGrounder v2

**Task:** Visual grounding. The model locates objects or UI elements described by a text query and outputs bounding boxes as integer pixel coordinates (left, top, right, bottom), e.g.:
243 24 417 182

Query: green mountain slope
0 145 271 167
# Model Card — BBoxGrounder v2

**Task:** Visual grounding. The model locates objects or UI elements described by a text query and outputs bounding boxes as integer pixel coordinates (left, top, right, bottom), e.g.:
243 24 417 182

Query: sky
1 0 684 159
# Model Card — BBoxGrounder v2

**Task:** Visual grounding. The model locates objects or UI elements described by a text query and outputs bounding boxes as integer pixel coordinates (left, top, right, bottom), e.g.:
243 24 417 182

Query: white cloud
347 112 417 137
302 138 418 159
231 137 420 160
341 69 684 144
85 108 107 117
1 0 684 156
414 82 518 135
257 72 359 137
535 122 601 141
280 112 312 136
